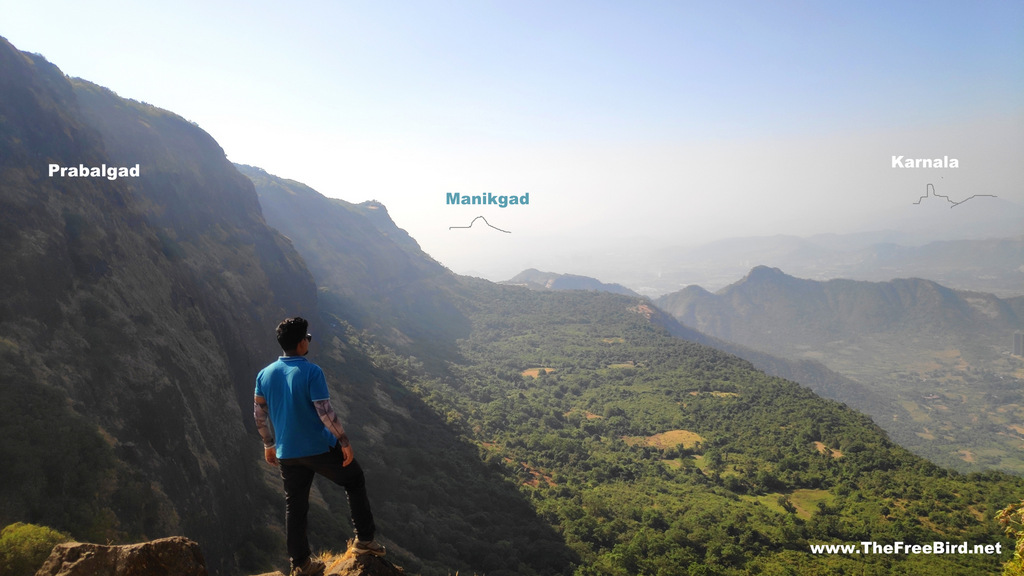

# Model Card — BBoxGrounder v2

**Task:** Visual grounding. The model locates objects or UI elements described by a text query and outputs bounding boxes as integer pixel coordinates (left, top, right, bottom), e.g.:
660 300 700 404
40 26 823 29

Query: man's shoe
353 540 386 557
290 557 325 576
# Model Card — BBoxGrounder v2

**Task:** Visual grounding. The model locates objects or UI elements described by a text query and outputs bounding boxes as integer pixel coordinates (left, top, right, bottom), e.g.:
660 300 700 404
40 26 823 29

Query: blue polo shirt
255 356 336 459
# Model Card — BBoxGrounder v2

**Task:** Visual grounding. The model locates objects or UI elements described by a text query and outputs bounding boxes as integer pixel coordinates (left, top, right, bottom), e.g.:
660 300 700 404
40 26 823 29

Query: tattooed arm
314 398 354 466
254 395 277 466
314 399 350 447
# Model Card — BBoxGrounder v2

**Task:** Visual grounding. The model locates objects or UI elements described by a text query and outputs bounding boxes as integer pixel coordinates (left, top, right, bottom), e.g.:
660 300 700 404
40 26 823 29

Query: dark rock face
35 537 207 576
0 35 316 573
239 164 471 361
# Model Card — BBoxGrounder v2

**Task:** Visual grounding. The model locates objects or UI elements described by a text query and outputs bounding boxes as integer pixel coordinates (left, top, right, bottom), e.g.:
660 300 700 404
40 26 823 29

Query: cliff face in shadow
0 36 317 574
239 165 472 367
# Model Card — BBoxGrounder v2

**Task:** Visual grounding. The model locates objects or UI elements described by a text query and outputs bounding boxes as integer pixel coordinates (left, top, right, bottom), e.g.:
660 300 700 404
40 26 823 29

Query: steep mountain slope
657 266 1024 473
0 37 317 574
239 164 470 364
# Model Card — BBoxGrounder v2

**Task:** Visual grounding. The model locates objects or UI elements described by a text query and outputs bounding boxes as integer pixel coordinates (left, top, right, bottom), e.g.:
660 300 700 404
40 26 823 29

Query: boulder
35 536 207 576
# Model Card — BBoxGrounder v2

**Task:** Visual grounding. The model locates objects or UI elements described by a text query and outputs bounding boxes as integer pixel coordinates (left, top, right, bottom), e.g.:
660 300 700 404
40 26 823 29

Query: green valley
383 284 1022 575
2 32 1023 576
657 266 1024 474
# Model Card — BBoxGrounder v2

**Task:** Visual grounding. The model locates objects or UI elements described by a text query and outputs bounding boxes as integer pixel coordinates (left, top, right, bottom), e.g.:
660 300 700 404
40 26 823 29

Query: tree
0 523 71 576
998 500 1024 575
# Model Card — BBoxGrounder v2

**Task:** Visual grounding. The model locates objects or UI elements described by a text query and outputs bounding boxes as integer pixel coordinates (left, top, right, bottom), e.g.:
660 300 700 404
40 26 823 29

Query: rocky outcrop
35 537 206 576
34 537 406 576
250 545 405 576
322 546 404 576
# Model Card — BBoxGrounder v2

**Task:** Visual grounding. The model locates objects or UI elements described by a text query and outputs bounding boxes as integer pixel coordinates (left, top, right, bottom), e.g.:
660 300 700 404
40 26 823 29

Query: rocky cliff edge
35 537 404 576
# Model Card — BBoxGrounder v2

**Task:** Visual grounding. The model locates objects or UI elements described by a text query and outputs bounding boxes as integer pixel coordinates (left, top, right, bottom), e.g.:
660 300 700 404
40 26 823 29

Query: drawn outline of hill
913 183 996 208
449 215 511 233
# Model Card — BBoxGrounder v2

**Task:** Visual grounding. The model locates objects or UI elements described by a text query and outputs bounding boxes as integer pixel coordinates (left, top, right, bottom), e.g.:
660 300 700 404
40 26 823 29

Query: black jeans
279 444 376 566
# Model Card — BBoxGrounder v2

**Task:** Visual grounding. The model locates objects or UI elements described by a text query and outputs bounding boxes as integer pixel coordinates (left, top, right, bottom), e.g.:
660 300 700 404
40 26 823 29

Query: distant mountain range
502 269 640 296
657 265 1024 345
583 231 1024 298
471 184 1023 299
656 266 1024 473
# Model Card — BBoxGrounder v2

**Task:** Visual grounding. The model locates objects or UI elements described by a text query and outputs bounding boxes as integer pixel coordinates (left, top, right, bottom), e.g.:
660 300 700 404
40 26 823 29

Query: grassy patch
521 367 557 378
790 489 833 519
813 441 843 459
898 400 931 423
565 409 603 420
742 490 834 520
622 429 704 450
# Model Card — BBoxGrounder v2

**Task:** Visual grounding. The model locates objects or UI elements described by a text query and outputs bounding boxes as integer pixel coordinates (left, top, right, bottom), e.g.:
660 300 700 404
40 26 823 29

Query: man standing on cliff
254 317 386 576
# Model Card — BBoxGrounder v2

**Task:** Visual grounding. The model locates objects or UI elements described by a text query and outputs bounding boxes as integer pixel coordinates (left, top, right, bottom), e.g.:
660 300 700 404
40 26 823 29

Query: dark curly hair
276 317 309 351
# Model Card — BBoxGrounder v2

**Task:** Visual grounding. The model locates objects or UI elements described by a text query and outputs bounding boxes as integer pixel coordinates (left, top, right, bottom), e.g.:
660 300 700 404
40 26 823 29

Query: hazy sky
4 1 1022 280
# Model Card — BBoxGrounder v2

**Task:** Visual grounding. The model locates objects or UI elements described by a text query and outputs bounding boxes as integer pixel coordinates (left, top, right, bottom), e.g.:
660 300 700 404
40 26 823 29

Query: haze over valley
2 3 1023 575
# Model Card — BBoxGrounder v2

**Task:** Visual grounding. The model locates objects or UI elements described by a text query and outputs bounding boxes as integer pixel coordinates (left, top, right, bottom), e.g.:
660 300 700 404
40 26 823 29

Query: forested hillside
501 268 902 437
393 284 1023 575
656 266 1024 474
